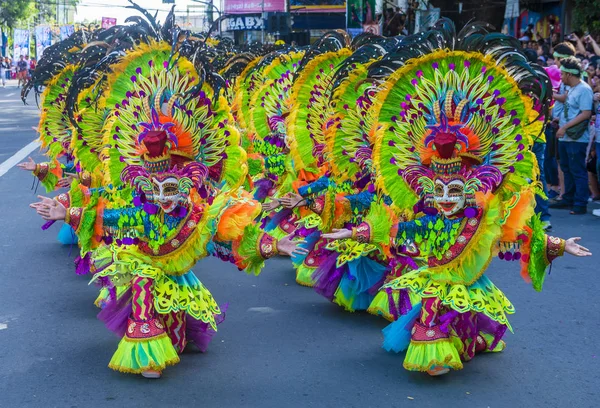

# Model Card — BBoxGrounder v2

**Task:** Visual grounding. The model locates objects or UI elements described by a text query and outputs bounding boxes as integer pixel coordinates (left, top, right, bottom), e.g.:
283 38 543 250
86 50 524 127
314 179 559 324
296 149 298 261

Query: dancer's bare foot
141 370 161 379
426 366 449 376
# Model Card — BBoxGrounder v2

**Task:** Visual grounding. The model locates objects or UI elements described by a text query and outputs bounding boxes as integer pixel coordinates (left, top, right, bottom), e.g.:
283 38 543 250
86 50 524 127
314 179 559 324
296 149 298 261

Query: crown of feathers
369 18 550 209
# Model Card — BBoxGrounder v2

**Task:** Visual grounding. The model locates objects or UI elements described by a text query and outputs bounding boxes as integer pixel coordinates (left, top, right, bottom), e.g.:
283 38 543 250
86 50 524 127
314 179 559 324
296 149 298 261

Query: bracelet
80 171 92 187
55 193 71 209
258 233 279 259
353 222 371 244
34 163 49 181
546 235 566 263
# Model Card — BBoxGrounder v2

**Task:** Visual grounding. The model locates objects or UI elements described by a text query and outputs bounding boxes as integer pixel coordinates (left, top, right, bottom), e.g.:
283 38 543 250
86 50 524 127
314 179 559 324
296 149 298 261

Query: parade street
0 84 598 408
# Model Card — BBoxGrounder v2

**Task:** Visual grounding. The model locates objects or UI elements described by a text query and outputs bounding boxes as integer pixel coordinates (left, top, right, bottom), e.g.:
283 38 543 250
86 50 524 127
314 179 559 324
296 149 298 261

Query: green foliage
0 0 82 29
0 0 35 29
573 0 600 36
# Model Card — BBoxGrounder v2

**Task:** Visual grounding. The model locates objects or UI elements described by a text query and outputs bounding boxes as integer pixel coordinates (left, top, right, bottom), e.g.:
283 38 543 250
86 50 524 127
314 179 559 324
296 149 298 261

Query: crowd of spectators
0 55 36 88
520 28 600 223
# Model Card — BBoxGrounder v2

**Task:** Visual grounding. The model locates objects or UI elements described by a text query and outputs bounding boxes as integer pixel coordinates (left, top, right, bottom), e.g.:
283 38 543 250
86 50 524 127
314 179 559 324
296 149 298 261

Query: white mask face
433 178 466 217
151 176 180 213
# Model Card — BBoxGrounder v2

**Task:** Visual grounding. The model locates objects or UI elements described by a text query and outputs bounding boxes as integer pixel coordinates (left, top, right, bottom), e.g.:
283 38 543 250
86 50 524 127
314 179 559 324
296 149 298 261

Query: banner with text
13 29 30 58
35 25 52 59
60 25 75 40
223 0 285 14
291 0 346 13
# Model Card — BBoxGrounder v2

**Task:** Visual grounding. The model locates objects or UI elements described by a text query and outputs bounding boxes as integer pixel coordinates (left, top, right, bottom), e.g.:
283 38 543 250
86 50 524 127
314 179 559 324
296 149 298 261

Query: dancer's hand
30 195 67 221
29 195 55 209
17 157 36 171
321 228 352 240
262 199 280 212
564 237 592 257
276 234 309 257
57 174 76 188
280 193 305 209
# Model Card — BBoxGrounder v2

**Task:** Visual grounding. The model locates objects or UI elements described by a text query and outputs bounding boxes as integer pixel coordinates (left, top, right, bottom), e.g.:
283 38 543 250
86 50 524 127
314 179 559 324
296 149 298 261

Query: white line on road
0 140 40 178
247 307 277 313
6 92 15 97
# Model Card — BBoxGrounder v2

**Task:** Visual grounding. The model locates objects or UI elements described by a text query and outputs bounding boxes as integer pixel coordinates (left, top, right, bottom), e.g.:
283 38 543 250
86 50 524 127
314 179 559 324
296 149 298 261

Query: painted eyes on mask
448 186 463 196
153 183 179 197
434 184 463 197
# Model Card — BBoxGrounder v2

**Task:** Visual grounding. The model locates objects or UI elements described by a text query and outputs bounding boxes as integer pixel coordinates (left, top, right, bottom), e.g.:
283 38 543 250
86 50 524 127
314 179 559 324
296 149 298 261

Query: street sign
224 16 265 31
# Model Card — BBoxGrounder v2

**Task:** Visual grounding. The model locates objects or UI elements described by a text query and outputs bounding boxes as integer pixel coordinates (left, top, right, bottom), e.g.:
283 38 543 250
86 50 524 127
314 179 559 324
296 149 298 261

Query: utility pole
190 0 222 35
560 0 567 41
261 0 265 43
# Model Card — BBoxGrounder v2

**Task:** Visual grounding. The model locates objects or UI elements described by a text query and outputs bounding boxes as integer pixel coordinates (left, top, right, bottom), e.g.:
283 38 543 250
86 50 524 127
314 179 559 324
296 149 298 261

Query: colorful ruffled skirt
92 246 224 374
381 270 513 372
311 239 388 312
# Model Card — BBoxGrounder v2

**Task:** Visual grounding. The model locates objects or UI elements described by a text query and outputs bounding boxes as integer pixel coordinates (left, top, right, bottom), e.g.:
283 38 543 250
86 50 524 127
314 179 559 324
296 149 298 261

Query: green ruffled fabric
526 214 549 292
108 333 180 374
77 195 98 254
39 171 59 193
365 201 394 250
69 180 85 207
235 223 266 275
403 338 463 372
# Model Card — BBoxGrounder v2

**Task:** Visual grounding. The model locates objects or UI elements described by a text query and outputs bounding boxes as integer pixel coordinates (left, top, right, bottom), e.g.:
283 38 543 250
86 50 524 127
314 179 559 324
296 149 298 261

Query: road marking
7 92 15 97
247 307 277 313
0 323 7 330
0 140 40 178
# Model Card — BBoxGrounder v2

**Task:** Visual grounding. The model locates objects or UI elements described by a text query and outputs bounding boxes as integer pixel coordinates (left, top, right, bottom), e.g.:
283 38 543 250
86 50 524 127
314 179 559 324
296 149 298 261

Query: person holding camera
550 57 594 215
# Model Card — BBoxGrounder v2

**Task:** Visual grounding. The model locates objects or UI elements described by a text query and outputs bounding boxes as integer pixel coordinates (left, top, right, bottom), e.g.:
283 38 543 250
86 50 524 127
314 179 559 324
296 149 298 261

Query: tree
0 0 35 29
572 0 600 36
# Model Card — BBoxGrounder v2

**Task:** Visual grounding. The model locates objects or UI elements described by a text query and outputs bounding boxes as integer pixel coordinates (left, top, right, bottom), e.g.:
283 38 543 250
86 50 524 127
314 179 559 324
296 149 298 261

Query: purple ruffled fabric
98 289 229 353
186 303 228 352
385 287 413 321
312 252 345 301
476 313 508 351
97 287 133 337
74 252 91 276
263 208 292 232
253 178 275 201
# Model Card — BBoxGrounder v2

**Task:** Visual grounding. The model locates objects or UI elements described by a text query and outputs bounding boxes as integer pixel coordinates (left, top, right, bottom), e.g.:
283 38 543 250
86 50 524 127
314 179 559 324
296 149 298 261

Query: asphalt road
0 82 599 408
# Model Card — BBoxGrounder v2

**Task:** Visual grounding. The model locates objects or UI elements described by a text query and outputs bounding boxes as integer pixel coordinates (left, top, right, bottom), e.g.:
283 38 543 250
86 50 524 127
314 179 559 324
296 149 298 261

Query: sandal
427 366 450 376
141 370 162 379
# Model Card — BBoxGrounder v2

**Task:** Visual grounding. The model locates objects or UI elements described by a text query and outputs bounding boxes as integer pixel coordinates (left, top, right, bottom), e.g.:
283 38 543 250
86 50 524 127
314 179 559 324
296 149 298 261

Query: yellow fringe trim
403 358 463 372
108 358 180 375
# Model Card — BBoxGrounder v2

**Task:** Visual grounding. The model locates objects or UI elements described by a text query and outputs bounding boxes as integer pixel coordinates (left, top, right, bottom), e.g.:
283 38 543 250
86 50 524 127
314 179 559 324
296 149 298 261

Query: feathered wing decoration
98 41 246 190
248 52 303 142
326 41 398 183
370 19 550 212
67 73 111 180
326 64 377 184
233 50 304 136
231 55 262 131
286 48 353 174
38 65 78 161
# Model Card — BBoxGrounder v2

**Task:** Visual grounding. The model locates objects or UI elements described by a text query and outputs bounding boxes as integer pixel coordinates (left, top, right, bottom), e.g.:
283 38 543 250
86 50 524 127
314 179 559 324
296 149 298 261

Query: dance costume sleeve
207 195 282 275
65 202 141 254
359 200 398 247
33 160 63 192
310 189 375 231
519 215 566 292
230 223 280 275
297 176 331 197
